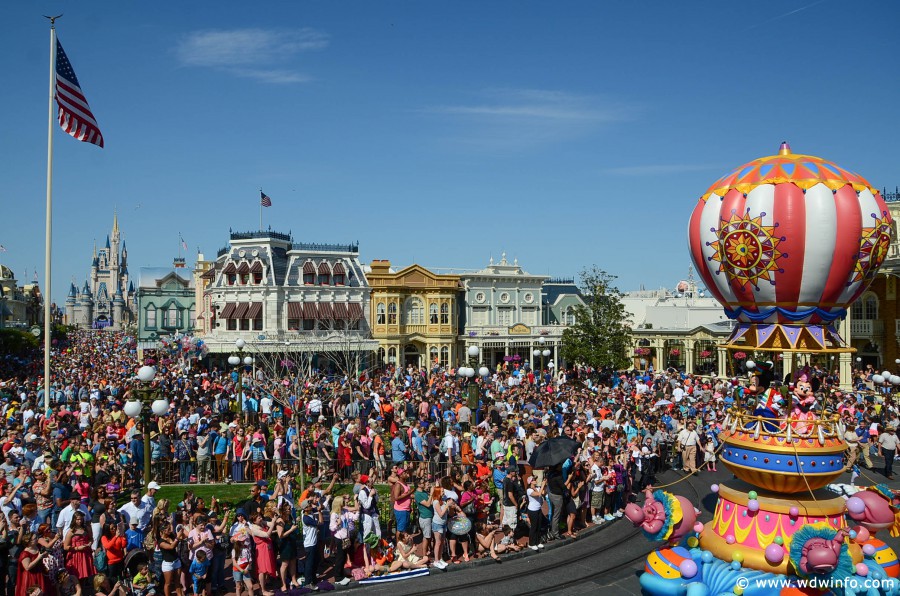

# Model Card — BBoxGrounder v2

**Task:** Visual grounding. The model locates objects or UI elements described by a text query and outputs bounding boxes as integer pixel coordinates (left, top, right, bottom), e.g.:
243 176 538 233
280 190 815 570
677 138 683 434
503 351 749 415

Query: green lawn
153 482 390 513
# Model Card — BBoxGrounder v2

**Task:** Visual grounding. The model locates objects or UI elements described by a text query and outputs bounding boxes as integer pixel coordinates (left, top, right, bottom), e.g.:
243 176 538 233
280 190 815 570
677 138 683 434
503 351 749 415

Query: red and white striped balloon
687 144 892 325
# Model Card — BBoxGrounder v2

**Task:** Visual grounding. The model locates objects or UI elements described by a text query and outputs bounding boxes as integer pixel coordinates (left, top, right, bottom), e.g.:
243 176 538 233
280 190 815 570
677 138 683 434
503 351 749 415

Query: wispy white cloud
176 28 328 83
602 164 721 176
423 88 636 150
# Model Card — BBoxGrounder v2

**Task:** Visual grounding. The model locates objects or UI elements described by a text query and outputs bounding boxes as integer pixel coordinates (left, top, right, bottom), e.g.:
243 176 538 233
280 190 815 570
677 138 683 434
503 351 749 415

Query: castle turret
65 283 77 325
79 280 94 328
112 287 125 331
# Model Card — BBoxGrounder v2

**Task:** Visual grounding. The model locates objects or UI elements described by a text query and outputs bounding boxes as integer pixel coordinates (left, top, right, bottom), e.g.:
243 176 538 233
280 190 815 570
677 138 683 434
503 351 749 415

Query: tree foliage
560 266 632 370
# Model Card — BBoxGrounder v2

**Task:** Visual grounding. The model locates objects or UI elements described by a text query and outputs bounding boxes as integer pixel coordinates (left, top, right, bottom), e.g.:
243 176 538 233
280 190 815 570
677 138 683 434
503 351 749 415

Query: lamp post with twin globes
459 345 483 412
125 365 170 487
532 336 550 387
228 338 247 422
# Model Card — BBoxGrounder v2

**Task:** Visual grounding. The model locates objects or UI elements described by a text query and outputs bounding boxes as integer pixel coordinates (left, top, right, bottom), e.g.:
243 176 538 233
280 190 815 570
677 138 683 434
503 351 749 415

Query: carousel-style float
626 142 900 595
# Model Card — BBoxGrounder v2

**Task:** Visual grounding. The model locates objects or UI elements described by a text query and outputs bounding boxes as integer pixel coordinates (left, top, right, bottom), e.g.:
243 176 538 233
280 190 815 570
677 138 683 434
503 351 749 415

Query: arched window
429 303 439 324
440 303 449 324
188 306 195 329
430 346 438 364
440 346 449 368
376 303 386 325
387 303 397 325
388 347 397 364
378 347 386 365
164 304 178 327
853 294 879 320
404 298 424 325
145 304 157 328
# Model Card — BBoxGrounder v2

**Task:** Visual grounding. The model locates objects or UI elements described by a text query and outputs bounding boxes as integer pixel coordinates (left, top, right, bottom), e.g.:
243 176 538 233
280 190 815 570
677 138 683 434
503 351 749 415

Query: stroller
121 549 157 596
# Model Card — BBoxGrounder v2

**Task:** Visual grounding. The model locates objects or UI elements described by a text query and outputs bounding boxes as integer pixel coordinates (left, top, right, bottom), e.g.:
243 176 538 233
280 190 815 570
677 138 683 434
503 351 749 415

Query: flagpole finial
43 14 63 27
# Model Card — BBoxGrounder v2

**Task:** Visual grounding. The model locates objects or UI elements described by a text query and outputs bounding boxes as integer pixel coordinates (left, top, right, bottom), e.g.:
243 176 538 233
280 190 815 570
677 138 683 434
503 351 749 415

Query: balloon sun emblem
852 213 893 284
707 209 784 290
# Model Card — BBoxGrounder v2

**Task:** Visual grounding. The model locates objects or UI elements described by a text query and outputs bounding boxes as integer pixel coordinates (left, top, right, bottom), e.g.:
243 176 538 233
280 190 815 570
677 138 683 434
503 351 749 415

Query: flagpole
43 15 61 417
259 188 263 231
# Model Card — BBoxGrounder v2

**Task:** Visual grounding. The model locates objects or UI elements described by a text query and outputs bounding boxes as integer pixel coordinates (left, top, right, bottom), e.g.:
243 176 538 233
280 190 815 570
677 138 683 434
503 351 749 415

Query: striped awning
250 261 263 273
332 302 348 319
222 263 236 275
236 262 250 274
302 302 318 320
247 302 262 319
219 303 236 319
233 303 249 319
333 262 346 275
303 261 316 274
200 268 216 280
318 262 331 274
317 302 333 319
348 302 363 320
288 303 303 318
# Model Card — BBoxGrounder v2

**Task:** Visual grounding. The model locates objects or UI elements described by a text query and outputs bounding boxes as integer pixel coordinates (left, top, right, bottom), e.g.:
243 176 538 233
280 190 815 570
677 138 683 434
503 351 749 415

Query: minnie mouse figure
791 372 816 434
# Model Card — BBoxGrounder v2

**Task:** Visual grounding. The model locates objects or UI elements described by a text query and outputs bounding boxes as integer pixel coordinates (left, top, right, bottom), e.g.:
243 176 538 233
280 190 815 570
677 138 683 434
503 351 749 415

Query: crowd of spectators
0 329 895 594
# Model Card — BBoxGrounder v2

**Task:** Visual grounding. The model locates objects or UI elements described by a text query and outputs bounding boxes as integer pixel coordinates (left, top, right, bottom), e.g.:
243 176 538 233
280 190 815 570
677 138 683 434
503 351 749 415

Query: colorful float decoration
630 144 900 596
687 142 892 352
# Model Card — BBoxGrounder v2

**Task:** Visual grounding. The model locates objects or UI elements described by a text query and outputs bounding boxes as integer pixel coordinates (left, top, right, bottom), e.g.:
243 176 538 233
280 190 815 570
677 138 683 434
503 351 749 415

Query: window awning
250 261 263 274
332 302 348 319
247 302 262 319
318 262 331 274
303 261 316 274
219 303 236 319
317 302 333 319
302 302 318 320
233 303 249 319
200 268 216 280
348 303 363 320
222 263 236 275
332 262 346 275
237 262 250 274
288 302 303 319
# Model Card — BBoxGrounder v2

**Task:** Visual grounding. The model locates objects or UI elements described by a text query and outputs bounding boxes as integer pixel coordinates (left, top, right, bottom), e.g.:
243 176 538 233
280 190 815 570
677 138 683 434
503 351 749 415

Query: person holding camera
300 499 323 590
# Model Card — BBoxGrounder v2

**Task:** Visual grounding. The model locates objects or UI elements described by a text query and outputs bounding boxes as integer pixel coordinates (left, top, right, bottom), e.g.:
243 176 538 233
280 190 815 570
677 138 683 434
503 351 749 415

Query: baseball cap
147 481 161 490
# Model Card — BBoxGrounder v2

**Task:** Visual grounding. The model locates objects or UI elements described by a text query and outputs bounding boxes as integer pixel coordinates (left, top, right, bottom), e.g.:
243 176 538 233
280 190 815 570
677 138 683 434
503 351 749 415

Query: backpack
93 546 108 573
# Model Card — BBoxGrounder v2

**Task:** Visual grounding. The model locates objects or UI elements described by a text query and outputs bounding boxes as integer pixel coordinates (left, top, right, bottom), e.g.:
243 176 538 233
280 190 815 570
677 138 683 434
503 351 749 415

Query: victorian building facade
0 266 43 329
457 255 564 369
367 260 460 369
136 260 196 354
201 230 377 372
65 213 135 330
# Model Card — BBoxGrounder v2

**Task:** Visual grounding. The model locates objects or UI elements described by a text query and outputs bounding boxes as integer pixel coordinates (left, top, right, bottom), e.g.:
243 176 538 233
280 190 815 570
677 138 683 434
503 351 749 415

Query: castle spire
113 208 119 234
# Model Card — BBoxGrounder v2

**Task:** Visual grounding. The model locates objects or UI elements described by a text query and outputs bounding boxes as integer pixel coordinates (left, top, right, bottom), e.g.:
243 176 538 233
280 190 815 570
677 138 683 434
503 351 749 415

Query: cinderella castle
65 213 135 330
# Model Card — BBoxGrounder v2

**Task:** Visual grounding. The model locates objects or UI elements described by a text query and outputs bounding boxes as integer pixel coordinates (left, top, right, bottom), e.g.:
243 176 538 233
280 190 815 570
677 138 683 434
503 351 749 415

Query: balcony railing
850 319 884 336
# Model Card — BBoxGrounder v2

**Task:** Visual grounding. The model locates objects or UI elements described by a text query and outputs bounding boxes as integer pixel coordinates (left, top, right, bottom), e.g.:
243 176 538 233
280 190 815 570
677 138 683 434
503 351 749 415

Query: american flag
179 233 188 251
260 191 272 207
55 38 104 148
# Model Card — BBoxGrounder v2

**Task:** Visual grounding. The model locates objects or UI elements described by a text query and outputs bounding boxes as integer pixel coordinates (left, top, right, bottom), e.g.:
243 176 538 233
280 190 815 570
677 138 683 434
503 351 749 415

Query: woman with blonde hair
329 495 359 586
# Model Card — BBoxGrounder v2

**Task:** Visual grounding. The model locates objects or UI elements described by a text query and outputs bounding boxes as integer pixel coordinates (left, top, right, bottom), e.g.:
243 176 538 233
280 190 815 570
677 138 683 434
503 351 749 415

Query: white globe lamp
467 346 480 358
542 349 551 358
228 355 240 367
123 401 143 418
538 336 546 346
235 338 246 350
873 375 885 385
244 356 253 366
151 399 170 416
479 366 489 377
137 366 156 383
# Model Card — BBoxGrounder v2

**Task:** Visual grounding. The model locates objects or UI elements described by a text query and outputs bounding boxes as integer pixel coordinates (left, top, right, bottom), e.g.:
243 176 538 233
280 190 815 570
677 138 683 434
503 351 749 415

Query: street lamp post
228 338 246 422
533 336 550 387
126 365 169 487
463 345 481 411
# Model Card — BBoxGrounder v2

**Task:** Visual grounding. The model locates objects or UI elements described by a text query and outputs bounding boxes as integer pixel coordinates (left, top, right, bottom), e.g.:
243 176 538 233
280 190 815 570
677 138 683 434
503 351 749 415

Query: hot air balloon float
629 143 900 595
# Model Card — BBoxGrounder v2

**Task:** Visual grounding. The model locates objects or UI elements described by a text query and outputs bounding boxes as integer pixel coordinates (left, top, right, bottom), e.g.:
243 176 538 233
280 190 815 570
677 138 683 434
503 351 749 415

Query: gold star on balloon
708 210 784 290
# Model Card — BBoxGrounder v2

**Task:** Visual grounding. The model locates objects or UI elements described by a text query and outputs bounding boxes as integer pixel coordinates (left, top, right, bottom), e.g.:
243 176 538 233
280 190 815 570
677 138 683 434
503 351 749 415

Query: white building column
717 348 728 378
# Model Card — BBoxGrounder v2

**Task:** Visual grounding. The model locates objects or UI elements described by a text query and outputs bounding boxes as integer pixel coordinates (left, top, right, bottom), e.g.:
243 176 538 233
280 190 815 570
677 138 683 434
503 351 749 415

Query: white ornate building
199 230 378 371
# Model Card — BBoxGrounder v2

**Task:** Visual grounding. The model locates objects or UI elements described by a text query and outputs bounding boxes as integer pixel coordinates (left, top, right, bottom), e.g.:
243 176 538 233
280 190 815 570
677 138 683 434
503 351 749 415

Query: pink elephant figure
799 529 847 575
847 489 896 533
624 489 699 544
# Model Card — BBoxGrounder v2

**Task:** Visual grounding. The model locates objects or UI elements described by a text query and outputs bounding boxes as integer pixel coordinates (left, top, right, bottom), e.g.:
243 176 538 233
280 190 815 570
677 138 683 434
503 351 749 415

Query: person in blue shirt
125 519 144 552
856 422 874 468
411 428 424 461
190 549 212 595
391 432 408 464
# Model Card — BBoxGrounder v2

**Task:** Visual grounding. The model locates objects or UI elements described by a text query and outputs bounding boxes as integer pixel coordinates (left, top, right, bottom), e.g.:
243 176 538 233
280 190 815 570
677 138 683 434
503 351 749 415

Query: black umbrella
528 436 579 469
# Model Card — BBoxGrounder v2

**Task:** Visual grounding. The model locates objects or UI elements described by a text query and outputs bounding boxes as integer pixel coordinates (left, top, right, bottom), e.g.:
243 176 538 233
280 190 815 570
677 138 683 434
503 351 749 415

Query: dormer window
237 262 250 285
303 262 315 285
223 262 236 286
251 261 263 284
333 262 346 286
317 262 331 286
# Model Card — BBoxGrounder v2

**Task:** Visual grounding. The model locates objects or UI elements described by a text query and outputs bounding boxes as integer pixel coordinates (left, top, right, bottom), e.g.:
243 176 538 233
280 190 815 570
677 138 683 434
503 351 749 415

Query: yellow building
368 260 460 369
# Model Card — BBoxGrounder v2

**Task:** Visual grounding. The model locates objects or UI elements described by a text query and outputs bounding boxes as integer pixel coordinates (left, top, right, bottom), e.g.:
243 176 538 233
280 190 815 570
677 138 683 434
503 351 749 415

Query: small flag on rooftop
260 191 272 207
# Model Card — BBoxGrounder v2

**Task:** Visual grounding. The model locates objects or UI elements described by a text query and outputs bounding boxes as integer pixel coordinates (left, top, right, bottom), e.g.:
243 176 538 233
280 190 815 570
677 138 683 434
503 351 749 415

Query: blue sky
2 1 899 304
